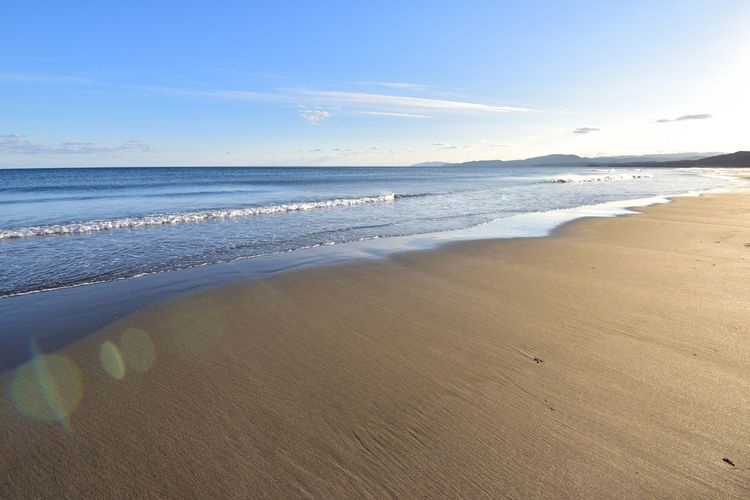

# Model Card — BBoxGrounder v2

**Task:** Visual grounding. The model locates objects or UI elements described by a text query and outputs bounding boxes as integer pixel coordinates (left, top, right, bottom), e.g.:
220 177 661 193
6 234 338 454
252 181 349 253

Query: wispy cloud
0 72 530 118
435 140 509 150
191 86 530 117
573 126 600 134
294 89 530 113
0 134 157 155
194 88 282 101
359 111 431 118
290 145 412 163
298 108 331 124
355 81 433 91
656 113 712 123
0 73 97 85
432 142 465 150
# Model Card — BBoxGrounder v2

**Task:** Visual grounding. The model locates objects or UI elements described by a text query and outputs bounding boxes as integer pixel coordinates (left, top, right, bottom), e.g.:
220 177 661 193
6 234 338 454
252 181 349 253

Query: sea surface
0 165 737 298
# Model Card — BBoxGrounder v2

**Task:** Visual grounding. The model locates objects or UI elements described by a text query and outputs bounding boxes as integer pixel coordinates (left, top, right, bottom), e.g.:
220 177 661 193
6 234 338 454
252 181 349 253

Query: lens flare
11 348 82 431
99 341 126 380
119 328 155 373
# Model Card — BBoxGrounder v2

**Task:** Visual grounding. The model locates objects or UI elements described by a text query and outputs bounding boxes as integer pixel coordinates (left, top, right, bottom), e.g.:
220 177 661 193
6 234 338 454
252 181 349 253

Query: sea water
0 165 738 297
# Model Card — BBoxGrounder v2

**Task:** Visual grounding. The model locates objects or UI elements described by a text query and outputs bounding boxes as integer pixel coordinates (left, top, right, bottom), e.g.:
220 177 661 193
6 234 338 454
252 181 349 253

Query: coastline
0 181 740 373
2 188 750 496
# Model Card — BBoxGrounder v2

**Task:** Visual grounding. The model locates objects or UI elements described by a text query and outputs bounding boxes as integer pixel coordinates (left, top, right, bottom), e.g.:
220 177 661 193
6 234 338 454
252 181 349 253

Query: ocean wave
0 193 400 240
547 171 652 183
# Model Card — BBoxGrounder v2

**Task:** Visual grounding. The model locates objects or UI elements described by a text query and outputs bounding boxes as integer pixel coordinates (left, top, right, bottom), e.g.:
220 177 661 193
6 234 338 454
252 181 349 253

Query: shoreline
2 188 750 496
0 182 741 373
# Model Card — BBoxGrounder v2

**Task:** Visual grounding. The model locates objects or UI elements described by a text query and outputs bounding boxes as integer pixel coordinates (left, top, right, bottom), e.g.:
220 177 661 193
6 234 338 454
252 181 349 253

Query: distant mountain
412 151 749 168
410 161 452 167
596 152 723 163
687 151 750 166
610 151 750 169
454 154 587 168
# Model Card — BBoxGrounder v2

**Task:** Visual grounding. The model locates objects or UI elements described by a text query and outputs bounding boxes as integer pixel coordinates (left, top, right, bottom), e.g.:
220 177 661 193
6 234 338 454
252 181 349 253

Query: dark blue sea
0 165 737 297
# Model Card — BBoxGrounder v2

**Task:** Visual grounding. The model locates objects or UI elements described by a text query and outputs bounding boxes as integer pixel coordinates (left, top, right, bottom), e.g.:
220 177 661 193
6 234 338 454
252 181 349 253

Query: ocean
0 165 738 298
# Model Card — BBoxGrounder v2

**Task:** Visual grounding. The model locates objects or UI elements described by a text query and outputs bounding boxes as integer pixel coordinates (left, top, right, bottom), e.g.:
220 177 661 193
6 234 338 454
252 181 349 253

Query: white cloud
656 113 712 123
0 73 531 119
573 127 601 134
432 141 482 150
294 89 530 113
200 87 530 114
359 111 431 118
298 108 331 125
0 134 157 155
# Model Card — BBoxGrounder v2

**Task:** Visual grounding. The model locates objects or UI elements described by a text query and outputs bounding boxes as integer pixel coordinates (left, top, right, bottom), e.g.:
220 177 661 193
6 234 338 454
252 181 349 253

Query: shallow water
0 165 737 297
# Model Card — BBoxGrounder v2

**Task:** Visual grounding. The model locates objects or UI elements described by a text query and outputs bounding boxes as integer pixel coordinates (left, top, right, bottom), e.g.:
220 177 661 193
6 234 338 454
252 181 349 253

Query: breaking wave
547 171 652 184
0 193 400 240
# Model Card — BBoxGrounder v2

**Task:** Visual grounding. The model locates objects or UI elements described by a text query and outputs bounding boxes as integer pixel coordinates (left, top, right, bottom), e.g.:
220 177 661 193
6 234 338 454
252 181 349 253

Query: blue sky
1 0 749 166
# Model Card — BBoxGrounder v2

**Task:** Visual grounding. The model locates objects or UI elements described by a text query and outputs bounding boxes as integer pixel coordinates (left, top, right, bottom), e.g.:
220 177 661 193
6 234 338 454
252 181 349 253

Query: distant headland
413 151 750 168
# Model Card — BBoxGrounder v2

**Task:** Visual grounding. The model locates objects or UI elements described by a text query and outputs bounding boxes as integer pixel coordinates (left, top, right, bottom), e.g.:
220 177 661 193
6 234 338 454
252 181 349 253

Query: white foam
547 170 652 183
676 167 750 184
0 193 398 240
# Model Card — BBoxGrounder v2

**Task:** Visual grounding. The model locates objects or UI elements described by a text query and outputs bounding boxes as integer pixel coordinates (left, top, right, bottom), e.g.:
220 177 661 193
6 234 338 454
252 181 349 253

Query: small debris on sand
723 457 736 467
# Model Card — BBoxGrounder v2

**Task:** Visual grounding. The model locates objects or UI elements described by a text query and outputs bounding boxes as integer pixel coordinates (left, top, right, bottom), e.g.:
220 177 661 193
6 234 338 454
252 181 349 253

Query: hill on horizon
413 151 750 168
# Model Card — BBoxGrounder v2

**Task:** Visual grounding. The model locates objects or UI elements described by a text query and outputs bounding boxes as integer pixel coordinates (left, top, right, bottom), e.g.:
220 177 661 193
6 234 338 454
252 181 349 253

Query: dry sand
2 190 750 498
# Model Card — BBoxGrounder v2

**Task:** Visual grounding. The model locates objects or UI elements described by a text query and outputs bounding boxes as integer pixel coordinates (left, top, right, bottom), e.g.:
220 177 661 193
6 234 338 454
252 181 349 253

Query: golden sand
2 191 750 497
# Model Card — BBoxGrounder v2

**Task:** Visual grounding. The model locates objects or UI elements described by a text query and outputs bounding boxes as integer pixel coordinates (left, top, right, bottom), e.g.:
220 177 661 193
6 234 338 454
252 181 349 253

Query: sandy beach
2 189 750 498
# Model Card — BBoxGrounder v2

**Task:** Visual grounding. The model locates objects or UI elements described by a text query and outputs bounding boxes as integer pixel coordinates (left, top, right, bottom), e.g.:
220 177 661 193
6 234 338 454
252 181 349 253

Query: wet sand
2 190 750 498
